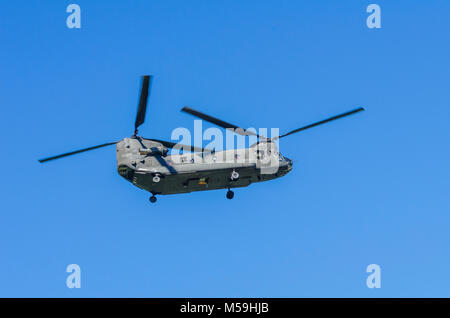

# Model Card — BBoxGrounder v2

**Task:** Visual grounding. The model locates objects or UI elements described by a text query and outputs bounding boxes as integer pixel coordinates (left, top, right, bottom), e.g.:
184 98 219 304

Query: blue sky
0 1 449 297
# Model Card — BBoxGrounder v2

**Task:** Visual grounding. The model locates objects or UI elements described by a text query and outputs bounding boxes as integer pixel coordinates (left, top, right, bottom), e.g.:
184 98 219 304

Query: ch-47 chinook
39 75 364 203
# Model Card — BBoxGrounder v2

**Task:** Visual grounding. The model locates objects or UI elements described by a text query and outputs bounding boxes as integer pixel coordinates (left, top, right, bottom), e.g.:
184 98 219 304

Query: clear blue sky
0 1 449 297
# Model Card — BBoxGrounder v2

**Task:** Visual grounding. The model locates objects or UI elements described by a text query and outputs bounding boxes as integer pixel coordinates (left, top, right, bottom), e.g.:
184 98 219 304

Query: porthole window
256 150 264 160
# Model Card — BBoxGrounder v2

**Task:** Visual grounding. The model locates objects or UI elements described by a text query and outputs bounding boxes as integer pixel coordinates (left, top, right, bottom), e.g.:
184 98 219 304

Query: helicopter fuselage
116 137 292 195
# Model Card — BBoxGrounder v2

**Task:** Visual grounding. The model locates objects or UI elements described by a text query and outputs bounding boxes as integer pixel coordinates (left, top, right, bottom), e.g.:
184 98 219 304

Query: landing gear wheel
226 189 234 200
149 195 157 203
152 175 161 183
231 170 239 180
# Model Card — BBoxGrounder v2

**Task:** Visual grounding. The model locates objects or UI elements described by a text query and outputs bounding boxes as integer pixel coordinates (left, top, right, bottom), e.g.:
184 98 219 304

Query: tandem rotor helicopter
39 75 364 203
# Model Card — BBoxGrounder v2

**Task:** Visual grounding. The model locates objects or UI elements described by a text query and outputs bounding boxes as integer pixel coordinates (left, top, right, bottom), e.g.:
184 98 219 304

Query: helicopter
39 75 365 203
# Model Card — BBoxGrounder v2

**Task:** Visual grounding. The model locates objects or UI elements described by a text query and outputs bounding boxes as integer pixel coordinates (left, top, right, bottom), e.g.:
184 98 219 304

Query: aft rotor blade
150 138 212 153
181 106 260 137
38 142 118 163
134 75 152 135
274 107 365 140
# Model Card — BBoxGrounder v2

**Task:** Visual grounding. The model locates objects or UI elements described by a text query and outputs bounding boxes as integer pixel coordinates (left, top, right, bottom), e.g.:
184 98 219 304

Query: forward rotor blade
274 107 365 140
150 138 212 153
38 142 118 163
134 75 152 135
181 106 260 137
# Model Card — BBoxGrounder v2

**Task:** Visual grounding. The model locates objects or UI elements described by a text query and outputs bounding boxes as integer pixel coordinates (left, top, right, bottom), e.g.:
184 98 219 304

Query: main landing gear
226 170 239 200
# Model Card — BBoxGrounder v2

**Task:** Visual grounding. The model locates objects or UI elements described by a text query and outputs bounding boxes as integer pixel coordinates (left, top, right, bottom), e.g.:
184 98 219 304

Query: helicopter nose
286 158 293 171
280 156 293 171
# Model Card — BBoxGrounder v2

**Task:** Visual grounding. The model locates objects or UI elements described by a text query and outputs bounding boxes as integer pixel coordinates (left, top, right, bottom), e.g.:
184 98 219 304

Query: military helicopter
39 75 364 203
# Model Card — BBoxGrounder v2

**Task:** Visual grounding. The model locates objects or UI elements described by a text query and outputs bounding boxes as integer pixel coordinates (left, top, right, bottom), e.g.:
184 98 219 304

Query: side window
256 150 264 160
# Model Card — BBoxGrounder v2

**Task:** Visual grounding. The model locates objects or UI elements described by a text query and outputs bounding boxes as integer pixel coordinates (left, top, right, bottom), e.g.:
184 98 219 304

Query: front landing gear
149 194 157 203
226 189 234 200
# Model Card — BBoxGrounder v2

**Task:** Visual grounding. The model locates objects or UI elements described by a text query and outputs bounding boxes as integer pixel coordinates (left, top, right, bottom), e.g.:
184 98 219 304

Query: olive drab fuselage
116 137 293 195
